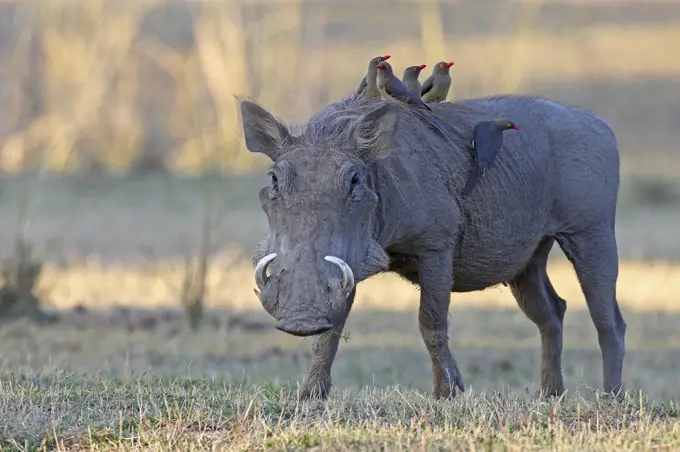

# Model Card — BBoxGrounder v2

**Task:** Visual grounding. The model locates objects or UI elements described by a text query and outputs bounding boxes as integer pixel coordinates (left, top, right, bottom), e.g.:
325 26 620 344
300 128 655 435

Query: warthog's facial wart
240 98 394 336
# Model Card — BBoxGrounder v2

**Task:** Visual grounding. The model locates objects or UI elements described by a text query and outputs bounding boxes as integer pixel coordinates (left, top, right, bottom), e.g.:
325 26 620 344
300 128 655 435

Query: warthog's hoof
299 377 332 401
539 375 565 400
434 367 466 400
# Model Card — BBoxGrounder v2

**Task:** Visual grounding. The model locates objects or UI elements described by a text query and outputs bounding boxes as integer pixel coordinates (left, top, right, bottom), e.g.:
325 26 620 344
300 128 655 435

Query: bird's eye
506 124 511 128
439 63 444 68
413 67 418 72
377 57 382 62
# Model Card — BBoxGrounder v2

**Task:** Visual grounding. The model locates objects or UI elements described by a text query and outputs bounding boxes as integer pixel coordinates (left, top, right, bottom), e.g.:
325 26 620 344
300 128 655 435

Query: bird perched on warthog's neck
402 64 427 95
357 54 391 99
421 61 454 103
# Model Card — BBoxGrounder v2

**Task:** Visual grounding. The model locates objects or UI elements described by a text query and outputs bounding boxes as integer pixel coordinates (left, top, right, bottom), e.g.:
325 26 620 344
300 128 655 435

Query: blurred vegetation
0 0 678 177
629 176 680 207
0 0 679 326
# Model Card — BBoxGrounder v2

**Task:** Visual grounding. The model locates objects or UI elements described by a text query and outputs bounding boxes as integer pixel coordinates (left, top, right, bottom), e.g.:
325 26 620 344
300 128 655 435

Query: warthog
240 94 626 401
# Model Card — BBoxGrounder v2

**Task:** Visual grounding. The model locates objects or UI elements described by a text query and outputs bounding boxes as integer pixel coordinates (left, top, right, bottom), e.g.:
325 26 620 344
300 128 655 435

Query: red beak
418 64 427 70
446 62 455 68
513 125 520 130
376 64 383 69
382 55 391 60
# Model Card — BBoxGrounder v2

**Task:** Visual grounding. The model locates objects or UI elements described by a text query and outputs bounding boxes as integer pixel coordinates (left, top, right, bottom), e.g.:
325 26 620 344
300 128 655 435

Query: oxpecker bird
421 61 454 103
401 64 427 95
376 60 463 143
462 118 520 197
376 60 432 111
357 54 391 99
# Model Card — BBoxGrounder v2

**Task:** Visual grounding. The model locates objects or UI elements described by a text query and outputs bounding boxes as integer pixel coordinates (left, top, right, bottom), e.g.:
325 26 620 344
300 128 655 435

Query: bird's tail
462 166 480 197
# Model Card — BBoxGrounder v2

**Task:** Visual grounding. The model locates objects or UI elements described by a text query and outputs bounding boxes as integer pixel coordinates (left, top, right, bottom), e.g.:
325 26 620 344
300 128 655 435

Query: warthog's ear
352 103 399 160
239 100 292 161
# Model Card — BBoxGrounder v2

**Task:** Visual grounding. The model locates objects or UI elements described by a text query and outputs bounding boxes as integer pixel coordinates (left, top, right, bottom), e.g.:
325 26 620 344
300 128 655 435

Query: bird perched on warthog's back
462 118 521 197
421 61 454 103
401 64 427 95
376 60 460 142
357 54 391 99
376 60 433 111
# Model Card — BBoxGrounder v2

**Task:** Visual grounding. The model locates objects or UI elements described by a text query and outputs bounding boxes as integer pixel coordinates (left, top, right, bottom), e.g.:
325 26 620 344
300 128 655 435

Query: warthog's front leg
299 290 356 400
417 249 465 399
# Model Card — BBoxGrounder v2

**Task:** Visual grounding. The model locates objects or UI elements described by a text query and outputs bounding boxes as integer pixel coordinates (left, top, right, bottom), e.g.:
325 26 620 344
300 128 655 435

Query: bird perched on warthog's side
462 118 521 197
241 92 626 404
356 54 391 99
421 61 454 103
401 64 427 95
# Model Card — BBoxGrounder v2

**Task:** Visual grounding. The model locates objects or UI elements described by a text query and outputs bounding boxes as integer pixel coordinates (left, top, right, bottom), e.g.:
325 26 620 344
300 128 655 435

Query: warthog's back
382 95 620 291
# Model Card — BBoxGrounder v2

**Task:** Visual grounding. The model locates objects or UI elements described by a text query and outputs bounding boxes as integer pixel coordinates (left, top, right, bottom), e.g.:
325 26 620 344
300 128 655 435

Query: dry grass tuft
1 378 678 450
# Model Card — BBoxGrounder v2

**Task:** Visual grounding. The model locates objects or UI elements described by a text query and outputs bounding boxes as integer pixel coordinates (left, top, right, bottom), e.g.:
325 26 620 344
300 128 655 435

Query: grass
2 380 679 451
2 305 680 450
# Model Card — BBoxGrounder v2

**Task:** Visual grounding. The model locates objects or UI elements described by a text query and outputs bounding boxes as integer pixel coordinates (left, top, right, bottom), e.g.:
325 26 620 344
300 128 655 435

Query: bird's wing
475 125 504 170
387 77 430 109
420 75 434 96
356 76 367 95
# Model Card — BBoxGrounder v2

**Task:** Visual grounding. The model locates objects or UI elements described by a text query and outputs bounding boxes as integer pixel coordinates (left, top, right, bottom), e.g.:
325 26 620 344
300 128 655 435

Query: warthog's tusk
254 253 277 291
324 256 355 294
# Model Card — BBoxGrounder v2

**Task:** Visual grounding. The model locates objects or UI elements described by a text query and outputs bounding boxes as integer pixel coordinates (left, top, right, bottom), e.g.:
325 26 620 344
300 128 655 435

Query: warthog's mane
295 93 483 161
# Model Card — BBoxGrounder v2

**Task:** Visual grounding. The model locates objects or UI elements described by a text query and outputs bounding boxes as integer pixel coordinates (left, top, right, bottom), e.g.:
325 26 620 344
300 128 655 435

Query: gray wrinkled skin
241 93 626 402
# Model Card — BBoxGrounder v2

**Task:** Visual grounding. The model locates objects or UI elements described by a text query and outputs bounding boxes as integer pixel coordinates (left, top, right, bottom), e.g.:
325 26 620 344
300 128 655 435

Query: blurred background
0 0 679 399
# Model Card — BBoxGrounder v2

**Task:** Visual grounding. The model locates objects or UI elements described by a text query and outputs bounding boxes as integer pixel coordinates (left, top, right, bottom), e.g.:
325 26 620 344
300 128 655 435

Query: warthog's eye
348 171 363 201
350 173 360 189
268 172 279 195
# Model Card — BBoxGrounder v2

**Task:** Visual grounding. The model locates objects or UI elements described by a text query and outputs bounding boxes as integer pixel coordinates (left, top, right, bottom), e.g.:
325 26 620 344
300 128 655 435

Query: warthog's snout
254 252 355 336
274 317 334 337
255 253 355 294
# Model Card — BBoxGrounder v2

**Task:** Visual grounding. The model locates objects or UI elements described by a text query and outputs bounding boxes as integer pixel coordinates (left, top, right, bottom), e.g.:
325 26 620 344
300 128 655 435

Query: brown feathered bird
421 61 454 103
401 64 427 95
356 54 391 99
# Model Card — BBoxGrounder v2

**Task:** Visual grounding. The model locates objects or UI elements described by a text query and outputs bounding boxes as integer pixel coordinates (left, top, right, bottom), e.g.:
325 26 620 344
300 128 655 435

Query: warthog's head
240 98 395 336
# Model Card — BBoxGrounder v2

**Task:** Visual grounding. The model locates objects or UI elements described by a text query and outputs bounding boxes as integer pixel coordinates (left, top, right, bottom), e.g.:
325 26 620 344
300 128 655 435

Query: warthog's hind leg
299 290 356 400
509 236 566 398
556 225 626 397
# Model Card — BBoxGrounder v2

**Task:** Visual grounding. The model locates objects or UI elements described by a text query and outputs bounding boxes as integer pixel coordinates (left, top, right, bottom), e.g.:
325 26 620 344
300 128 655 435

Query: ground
0 174 679 450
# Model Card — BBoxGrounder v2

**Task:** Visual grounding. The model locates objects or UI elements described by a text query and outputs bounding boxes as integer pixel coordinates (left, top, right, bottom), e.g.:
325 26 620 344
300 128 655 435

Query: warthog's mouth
274 317 334 337
253 252 355 337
